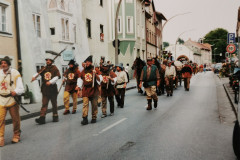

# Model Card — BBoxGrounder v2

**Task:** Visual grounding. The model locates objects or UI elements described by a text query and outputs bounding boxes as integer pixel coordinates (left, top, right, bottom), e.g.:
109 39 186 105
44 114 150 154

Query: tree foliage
204 28 228 62
163 42 169 48
177 38 184 44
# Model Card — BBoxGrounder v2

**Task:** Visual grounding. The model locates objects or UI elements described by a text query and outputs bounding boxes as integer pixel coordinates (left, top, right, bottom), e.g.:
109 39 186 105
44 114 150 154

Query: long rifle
13 96 30 113
31 47 67 82
92 60 96 88
106 72 110 89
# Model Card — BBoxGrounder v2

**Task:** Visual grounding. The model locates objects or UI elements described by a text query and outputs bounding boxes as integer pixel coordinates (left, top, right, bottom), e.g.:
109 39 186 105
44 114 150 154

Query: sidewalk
6 79 137 125
217 75 237 124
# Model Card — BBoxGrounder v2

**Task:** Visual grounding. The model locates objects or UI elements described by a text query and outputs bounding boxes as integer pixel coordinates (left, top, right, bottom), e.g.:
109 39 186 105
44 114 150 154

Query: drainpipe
14 0 22 74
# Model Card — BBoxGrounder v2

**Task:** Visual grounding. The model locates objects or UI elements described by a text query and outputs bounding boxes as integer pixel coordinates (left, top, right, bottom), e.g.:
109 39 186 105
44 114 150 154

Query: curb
223 83 238 118
6 86 137 125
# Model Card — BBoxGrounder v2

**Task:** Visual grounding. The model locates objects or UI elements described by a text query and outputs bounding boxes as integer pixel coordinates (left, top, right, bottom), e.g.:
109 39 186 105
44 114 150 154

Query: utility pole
115 0 122 65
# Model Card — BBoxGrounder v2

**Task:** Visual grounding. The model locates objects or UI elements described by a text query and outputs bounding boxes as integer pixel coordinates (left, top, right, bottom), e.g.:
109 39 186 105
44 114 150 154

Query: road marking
144 105 148 108
98 118 127 134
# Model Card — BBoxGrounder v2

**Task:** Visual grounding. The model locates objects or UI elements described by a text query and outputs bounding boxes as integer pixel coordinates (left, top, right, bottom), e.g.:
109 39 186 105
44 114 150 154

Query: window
66 20 69 40
86 19 91 38
36 64 45 87
100 0 103 6
146 29 149 41
127 16 133 33
117 17 122 33
61 18 65 39
50 28 55 35
0 6 6 32
62 65 68 75
33 14 41 37
61 18 69 40
100 24 104 41
61 0 65 10
73 24 76 43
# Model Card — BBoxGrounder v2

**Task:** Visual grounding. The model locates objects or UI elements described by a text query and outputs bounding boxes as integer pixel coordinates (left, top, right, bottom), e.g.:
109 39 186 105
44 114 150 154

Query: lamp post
174 29 194 60
160 12 191 62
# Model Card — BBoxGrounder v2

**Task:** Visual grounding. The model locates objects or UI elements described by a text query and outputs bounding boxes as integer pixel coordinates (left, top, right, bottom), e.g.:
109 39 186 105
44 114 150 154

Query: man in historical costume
139 58 160 110
152 58 161 95
165 61 176 97
32 53 61 124
77 55 102 125
0 57 24 146
159 60 167 95
115 64 128 108
182 62 193 91
62 59 81 115
100 63 117 117
166 52 174 61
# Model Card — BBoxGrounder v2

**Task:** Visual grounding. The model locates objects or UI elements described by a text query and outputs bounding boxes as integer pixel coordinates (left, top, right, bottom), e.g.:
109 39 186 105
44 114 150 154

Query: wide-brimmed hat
0 56 11 66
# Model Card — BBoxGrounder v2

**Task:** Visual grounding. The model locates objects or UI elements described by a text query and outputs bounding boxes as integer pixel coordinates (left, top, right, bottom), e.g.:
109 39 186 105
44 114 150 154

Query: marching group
0 52 194 147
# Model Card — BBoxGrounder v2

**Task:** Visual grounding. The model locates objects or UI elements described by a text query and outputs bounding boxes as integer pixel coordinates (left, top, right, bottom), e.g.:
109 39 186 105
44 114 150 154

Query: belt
0 94 11 98
166 75 174 78
116 82 125 86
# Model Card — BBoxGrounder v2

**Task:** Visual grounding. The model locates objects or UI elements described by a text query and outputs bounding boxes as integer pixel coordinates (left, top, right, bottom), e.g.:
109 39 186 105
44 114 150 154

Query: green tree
177 38 184 44
204 28 228 63
163 42 169 49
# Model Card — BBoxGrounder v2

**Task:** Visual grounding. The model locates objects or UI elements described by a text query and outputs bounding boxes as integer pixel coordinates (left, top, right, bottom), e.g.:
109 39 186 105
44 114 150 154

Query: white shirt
165 66 176 77
115 71 128 89
0 68 24 95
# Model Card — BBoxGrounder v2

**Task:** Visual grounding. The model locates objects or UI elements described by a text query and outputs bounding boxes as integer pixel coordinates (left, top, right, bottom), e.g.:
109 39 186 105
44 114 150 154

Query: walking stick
31 46 67 82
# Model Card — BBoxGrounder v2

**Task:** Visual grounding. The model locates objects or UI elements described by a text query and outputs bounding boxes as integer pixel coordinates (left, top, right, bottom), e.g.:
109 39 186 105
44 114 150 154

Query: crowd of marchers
0 52 195 147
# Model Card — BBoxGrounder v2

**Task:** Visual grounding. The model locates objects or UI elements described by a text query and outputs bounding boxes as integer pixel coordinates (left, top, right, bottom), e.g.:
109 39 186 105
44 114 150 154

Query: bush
23 85 33 103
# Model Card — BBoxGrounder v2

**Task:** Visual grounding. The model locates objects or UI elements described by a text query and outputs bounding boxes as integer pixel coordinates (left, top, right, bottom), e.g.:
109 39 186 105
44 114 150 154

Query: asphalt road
1 72 236 160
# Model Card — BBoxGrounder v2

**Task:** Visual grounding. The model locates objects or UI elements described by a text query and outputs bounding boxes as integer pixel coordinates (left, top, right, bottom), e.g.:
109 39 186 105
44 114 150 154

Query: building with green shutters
108 0 146 78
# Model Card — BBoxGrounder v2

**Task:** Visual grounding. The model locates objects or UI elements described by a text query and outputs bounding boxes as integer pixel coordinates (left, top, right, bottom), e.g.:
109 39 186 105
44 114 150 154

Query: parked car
214 63 222 73
233 103 240 159
233 68 240 159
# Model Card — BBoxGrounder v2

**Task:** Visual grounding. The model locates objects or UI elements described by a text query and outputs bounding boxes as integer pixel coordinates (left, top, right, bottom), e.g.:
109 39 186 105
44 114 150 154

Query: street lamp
174 29 195 60
160 12 191 62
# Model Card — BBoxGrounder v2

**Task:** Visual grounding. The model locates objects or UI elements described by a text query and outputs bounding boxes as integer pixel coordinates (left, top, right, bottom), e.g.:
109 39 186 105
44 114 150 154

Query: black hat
84 55 93 63
147 58 152 61
100 63 109 72
1 56 11 66
68 59 75 65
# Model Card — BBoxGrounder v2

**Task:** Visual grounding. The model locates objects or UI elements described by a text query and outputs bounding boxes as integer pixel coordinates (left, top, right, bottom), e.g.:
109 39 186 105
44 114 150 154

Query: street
1 72 236 160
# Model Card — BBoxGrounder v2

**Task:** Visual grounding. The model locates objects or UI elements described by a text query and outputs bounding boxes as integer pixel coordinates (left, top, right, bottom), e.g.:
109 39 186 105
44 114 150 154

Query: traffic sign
226 44 237 53
228 33 235 44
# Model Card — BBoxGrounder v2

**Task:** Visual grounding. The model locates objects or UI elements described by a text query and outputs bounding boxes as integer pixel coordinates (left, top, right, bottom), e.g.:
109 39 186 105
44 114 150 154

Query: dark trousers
160 75 165 94
165 77 174 94
102 96 114 114
40 94 58 117
115 88 126 108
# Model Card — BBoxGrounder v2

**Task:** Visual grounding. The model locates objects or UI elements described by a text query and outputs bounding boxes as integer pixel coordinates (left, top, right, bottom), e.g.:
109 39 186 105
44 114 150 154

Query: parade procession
1 0 240 160
0 50 194 147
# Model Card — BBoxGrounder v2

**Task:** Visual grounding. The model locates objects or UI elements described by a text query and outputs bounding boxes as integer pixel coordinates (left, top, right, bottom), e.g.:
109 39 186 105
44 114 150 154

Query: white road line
98 118 127 134
144 105 148 108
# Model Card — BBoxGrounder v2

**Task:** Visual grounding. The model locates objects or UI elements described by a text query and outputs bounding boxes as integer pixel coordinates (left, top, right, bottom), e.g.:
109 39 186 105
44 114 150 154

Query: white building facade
165 44 201 64
19 0 89 102
81 0 109 63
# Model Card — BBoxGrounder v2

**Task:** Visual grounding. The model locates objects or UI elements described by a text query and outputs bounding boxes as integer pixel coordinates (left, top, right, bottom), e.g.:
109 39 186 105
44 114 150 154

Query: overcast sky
154 0 240 44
